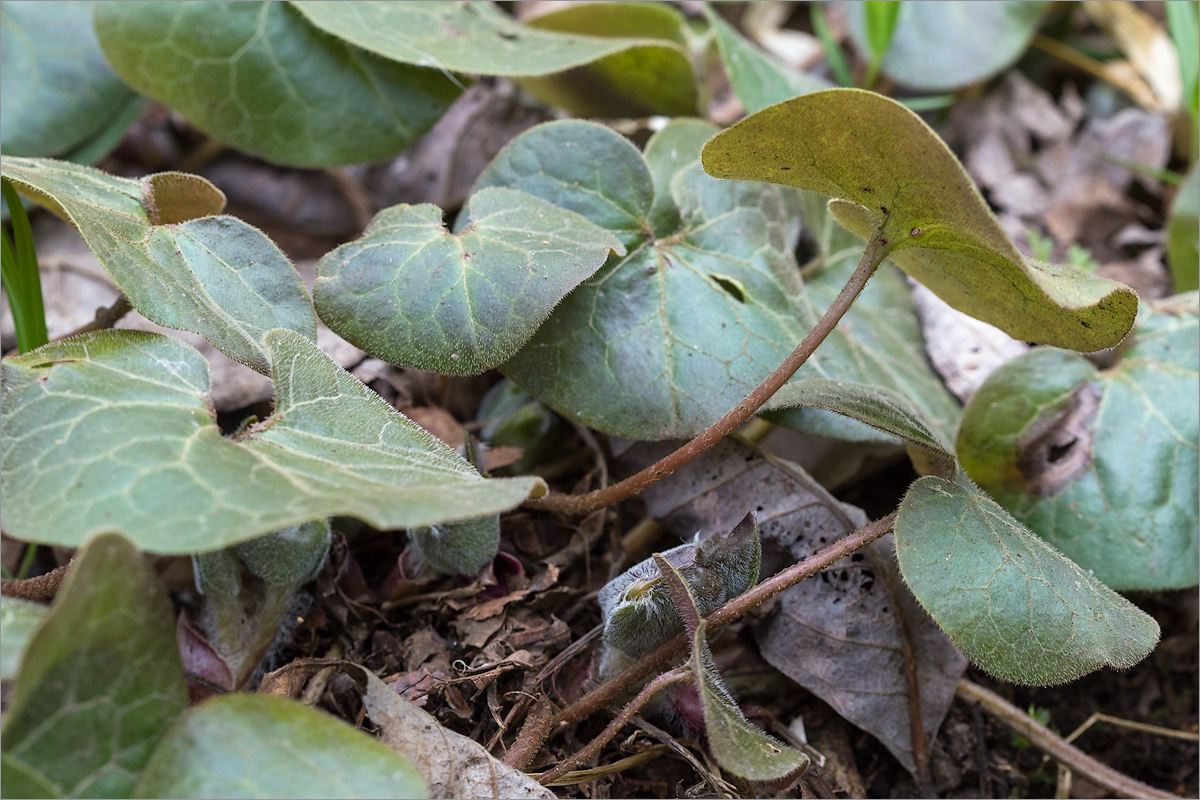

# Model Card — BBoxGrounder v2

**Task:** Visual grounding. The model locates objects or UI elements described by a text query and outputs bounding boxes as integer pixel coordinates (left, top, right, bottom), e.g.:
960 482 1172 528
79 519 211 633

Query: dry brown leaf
361 669 555 799
618 437 967 776
1083 0 1182 111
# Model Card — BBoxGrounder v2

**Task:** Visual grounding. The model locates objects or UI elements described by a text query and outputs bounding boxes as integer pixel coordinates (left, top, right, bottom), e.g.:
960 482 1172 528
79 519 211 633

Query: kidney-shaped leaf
956 296 1199 591
702 89 1138 351
314 187 624 375
0 1 139 158
0 329 543 554
2 157 316 374
134 693 424 799
94 1 459 168
895 474 1160 686
0 533 187 798
844 1 1050 92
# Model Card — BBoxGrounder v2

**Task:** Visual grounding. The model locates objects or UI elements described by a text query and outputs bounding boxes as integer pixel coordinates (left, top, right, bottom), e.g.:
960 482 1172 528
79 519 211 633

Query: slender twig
537 667 692 785
555 513 897 727
956 678 1180 800
526 227 891 516
538 744 670 787
55 295 133 341
0 561 71 601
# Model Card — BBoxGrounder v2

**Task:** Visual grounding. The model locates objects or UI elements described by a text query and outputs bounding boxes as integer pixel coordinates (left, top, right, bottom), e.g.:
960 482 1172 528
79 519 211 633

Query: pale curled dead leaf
361 670 555 799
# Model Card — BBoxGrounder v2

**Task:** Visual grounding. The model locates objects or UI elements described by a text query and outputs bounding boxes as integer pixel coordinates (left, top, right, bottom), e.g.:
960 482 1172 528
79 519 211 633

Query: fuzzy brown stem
957 678 1180 800
556 512 896 728
526 228 891 516
537 667 691 785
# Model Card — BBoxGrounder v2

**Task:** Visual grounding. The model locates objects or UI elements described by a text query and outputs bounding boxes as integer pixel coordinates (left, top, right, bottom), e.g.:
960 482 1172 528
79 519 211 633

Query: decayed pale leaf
956 296 1199 590
94 2 459 168
0 329 542 553
2 157 315 374
844 1 1050 92
895 473 1160 685
314 187 624 375
702 89 1138 352
360 669 554 799
619 438 966 775
0 0 139 158
705 6 830 115
133 694 426 799
0 598 48 680
0 533 187 798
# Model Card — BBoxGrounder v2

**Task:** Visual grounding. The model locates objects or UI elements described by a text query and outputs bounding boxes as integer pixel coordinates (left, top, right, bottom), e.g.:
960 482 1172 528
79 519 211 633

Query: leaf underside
702 89 1138 352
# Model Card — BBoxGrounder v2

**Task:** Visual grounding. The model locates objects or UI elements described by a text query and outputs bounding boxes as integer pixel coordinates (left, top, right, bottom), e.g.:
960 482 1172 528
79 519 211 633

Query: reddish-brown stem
957 678 1180 800
555 512 897 728
526 227 891 516
537 667 692 785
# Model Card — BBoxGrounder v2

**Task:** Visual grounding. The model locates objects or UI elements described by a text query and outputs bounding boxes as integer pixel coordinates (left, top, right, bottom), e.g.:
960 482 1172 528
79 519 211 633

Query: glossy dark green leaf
0 1 138 158
845 1 1050 91
895 474 1160 685
133 693 425 799
0 533 187 798
0 598 47 680
314 187 623 375
0 329 543 554
705 6 831 115
956 296 1199 590
94 1 459 167
702 89 1138 351
2 158 315 374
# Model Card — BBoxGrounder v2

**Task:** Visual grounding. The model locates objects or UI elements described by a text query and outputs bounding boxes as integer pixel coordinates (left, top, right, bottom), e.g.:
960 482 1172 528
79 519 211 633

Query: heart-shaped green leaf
472 119 960 440
0 598 48 680
895 474 1160 685
844 1 1050 92
956 296 1199 591
2 157 316 374
1 533 187 798
133 693 426 799
515 2 697 117
704 6 831 114
0 1 139 158
702 89 1138 352
314 187 624 375
0 329 543 554
94 1 459 168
